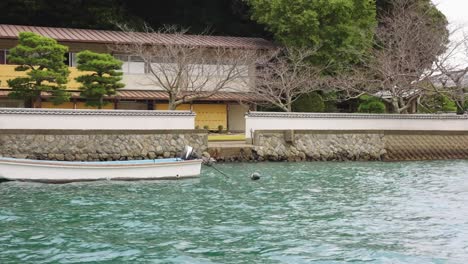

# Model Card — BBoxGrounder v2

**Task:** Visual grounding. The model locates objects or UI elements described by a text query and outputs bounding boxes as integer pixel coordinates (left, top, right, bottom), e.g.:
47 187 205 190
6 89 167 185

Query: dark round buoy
250 172 261 181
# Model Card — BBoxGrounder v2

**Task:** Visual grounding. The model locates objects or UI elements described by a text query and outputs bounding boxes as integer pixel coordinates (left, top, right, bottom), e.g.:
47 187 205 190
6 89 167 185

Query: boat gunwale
6 174 201 184
0 158 202 169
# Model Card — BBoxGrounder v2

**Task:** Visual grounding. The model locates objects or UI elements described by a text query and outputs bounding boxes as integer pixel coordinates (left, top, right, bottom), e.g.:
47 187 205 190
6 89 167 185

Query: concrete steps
207 141 255 162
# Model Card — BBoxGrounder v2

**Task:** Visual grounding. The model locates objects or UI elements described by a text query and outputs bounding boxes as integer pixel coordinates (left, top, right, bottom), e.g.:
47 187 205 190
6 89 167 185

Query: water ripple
1 161 468 263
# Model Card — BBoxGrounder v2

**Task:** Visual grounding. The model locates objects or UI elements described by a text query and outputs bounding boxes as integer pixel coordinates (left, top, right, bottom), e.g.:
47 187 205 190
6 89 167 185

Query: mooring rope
208 164 231 179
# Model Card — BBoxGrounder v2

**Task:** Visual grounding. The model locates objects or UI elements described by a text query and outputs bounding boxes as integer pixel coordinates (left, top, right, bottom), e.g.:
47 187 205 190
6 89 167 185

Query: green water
1 161 468 263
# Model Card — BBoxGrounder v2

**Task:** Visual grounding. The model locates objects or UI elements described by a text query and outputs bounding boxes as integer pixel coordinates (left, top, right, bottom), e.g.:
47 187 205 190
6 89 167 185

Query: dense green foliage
7 32 70 107
419 94 457 113
357 95 386 113
0 0 268 37
2 0 432 39
0 0 129 30
292 92 325 112
124 0 269 37
75 51 124 109
247 0 376 67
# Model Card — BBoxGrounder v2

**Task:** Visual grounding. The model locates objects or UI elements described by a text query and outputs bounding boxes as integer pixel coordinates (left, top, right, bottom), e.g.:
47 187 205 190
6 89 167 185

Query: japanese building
0 24 276 131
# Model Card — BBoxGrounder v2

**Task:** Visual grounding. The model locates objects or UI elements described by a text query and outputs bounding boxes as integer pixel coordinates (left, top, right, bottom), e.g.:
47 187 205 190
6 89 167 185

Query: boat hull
0 158 202 183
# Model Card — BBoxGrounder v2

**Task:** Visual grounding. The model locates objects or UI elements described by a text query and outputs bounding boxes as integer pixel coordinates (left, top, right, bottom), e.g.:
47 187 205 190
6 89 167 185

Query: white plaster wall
228 104 249 131
0 109 195 130
245 112 468 138
120 63 253 92
121 74 157 90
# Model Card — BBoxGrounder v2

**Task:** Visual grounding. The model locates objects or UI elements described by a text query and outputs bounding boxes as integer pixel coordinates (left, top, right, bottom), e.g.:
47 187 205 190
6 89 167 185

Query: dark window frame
0 50 6 64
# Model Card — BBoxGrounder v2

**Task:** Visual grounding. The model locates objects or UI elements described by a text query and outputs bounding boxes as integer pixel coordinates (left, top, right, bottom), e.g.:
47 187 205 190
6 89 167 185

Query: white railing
0 108 195 130
245 111 468 139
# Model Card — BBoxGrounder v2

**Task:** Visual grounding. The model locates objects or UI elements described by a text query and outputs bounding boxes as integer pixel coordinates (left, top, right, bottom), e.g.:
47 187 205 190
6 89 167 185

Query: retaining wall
0 130 207 161
253 130 468 161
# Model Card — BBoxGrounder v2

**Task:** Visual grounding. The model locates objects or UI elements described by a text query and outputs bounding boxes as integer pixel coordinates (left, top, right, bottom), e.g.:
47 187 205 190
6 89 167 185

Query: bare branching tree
252 47 327 112
431 34 468 114
333 0 449 113
112 25 262 110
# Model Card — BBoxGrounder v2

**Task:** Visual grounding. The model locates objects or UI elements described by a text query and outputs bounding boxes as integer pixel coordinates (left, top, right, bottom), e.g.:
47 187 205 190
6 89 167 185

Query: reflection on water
1 161 468 263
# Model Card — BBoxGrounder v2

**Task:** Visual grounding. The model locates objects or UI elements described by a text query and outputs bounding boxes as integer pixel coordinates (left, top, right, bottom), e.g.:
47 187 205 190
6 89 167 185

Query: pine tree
7 32 70 108
75 50 124 109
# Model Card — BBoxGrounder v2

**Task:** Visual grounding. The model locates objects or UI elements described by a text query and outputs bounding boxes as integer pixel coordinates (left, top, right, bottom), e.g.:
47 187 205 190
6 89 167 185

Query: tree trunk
98 97 103 110
456 90 465 115
391 98 401 114
25 98 33 108
286 95 292 112
168 93 177 110
33 95 41 108
168 102 177 110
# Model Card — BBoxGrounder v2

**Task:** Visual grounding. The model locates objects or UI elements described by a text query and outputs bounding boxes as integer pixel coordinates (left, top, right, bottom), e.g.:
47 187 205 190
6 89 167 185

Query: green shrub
203 125 210 130
357 95 386 113
292 92 326 112
419 94 457 113
218 125 224 133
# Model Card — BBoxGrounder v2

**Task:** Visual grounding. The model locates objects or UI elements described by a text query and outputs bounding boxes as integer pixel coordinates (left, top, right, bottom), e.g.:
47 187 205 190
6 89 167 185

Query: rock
65 154 75 161
148 152 157 159
298 152 306 160
12 154 28 159
0 132 208 162
156 146 163 155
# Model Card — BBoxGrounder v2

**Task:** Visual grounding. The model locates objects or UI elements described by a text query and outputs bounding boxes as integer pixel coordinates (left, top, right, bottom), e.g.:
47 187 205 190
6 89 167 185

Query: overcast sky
433 0 468 28
432 0 468 65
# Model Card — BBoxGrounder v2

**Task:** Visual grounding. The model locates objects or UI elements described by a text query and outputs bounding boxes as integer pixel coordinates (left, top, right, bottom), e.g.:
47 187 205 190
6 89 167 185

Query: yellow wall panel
41 101 114 110
0 65 88 90
192 104 227 130
41 102 75 109
76 102 114 110
154 103 227 130
0 65 26 88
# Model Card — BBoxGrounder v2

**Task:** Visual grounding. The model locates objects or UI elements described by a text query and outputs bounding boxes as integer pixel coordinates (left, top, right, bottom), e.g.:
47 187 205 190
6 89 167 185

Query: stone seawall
253 131 386 161
0 130 207 161
250 130 468 162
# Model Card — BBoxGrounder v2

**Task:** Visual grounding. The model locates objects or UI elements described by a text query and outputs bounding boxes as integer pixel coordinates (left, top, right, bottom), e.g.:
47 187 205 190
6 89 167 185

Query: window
0 50 6 64
115 54 130 73
63 52 79 67
63 53 70 66
70 53 78 67
129 56 145 74
115 54 147 74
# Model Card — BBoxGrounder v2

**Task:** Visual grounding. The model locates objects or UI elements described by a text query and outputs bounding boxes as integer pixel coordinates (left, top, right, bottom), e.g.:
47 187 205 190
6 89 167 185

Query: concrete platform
207 141 255 161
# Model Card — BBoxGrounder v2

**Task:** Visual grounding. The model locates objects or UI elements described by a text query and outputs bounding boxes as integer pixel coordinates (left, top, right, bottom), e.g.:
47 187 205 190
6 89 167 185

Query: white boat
0 147 202 183
0 157 202 183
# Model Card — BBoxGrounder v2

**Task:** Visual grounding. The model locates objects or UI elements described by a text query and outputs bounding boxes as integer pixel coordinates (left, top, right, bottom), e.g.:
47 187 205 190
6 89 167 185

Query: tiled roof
0 24 277 50
247 111 468 120
0 108 194 116
0 90 263 102
114 90 262 102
